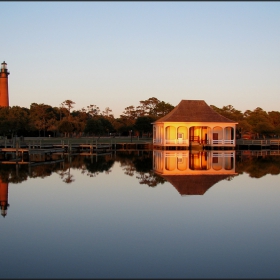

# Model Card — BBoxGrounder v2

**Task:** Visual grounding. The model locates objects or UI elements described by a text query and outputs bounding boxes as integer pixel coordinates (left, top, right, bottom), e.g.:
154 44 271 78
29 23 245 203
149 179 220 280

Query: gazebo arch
224 126 234 144
165 126 176 144
189 126 209 144
177 156 188 171
177 126 188 143
212 157 223 170
165 156 176 171
224 157 234 170
189 152 210 170
212 126 223 144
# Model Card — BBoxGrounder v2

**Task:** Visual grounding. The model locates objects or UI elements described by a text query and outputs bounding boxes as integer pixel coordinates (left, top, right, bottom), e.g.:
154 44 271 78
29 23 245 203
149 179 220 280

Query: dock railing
236 139 280 145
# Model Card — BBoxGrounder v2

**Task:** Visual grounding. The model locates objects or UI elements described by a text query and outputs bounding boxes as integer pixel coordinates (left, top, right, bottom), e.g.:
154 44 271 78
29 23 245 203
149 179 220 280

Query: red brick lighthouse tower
0 61 10 107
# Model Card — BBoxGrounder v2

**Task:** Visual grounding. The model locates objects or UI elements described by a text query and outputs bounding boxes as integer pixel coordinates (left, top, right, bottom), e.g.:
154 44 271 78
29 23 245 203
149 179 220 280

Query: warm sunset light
0 2 280 279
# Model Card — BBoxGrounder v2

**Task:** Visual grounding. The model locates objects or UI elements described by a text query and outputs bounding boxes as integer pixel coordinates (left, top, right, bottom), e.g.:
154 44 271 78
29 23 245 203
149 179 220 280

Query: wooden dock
0 159 64 165
236 139 280 149
0 138 279 164
0 140 115 164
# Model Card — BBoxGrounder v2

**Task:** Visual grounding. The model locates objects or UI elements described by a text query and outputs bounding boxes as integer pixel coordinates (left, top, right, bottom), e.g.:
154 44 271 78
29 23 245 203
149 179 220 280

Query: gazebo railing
165 152 188 157
212 152 235 157
236 139 280 145
212 140 234 145
154 138 235 145
165 139 188 145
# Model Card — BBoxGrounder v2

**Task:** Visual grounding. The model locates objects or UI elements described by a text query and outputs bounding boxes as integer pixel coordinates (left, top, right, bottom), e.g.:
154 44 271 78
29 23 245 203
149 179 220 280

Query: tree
112 118 129 135
102 107 114 119
268 111 280 136
154 101 174 117
119 106 138 130
133 98 174 118
99 116 114 134
237 120 253 138
244 107 271 138
58 120 74 137
84 118 103 136
84 116 114 136
30 103 56 137
120 105 138 120
86 104 100 117
62 100 75 119
137 97 160 116
0 106 11 136
58 103 68 121
70 110 88 137
210 104 243 122
255 121 275 138
7 106 30 137
134 116 157 137
46 118 59 137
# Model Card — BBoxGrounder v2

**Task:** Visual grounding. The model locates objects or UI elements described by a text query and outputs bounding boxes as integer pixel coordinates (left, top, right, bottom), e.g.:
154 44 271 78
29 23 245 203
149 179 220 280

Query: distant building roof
154 100 237 123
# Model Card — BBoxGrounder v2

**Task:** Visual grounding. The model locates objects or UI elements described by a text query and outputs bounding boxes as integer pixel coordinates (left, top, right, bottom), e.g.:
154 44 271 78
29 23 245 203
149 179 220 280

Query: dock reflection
153 150 237 195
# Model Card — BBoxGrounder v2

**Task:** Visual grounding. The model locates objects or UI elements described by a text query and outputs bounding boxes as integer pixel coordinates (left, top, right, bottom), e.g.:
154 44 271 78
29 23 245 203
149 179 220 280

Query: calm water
0 150 279 278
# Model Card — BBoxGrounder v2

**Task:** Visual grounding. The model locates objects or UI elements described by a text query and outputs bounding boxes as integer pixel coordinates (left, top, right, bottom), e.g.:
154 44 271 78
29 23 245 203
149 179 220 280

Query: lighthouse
0 61 10 107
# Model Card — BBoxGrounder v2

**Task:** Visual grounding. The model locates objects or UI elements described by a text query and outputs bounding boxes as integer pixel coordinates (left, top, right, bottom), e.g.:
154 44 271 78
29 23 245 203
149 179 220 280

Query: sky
1 2 279 117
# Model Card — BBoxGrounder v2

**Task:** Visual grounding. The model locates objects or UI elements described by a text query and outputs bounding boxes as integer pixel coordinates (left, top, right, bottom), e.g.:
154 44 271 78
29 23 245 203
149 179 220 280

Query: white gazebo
153 100 238 149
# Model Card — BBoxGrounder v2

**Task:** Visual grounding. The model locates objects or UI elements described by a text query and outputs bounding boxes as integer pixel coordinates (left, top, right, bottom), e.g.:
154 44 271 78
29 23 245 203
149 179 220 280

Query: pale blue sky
1 1 279 117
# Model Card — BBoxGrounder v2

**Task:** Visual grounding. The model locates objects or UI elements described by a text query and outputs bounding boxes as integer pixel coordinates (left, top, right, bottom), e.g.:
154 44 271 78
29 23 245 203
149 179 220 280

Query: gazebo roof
154 100 237 123
161 174 234 196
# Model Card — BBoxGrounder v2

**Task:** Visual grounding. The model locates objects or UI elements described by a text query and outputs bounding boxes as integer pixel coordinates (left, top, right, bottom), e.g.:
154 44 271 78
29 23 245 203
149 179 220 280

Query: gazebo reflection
153 150 237 196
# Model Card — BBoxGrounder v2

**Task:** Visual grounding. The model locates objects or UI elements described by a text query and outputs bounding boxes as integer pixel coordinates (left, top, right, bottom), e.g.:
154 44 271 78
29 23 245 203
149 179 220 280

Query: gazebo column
163 125 166 145
186 125 189 146
209 127 213 145
232 126 236 145
155 125 159 144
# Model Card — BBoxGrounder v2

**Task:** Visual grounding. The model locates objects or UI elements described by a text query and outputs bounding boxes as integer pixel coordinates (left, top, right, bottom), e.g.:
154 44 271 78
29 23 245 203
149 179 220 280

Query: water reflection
236 150 280 178
153 150 237 195
153 150 236 174
0 150 279 278
0 150 280 217
1 151 279 186
0 179 9 217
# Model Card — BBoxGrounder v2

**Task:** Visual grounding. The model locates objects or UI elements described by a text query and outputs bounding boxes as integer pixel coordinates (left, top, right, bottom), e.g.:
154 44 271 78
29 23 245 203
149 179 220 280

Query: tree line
210 105 280 139
0 97 279 138
0 97 174 138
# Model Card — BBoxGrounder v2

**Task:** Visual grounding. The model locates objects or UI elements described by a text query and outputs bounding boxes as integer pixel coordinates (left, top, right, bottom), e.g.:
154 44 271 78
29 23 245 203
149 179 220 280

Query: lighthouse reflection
153 150 237 195
0 179 9 217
